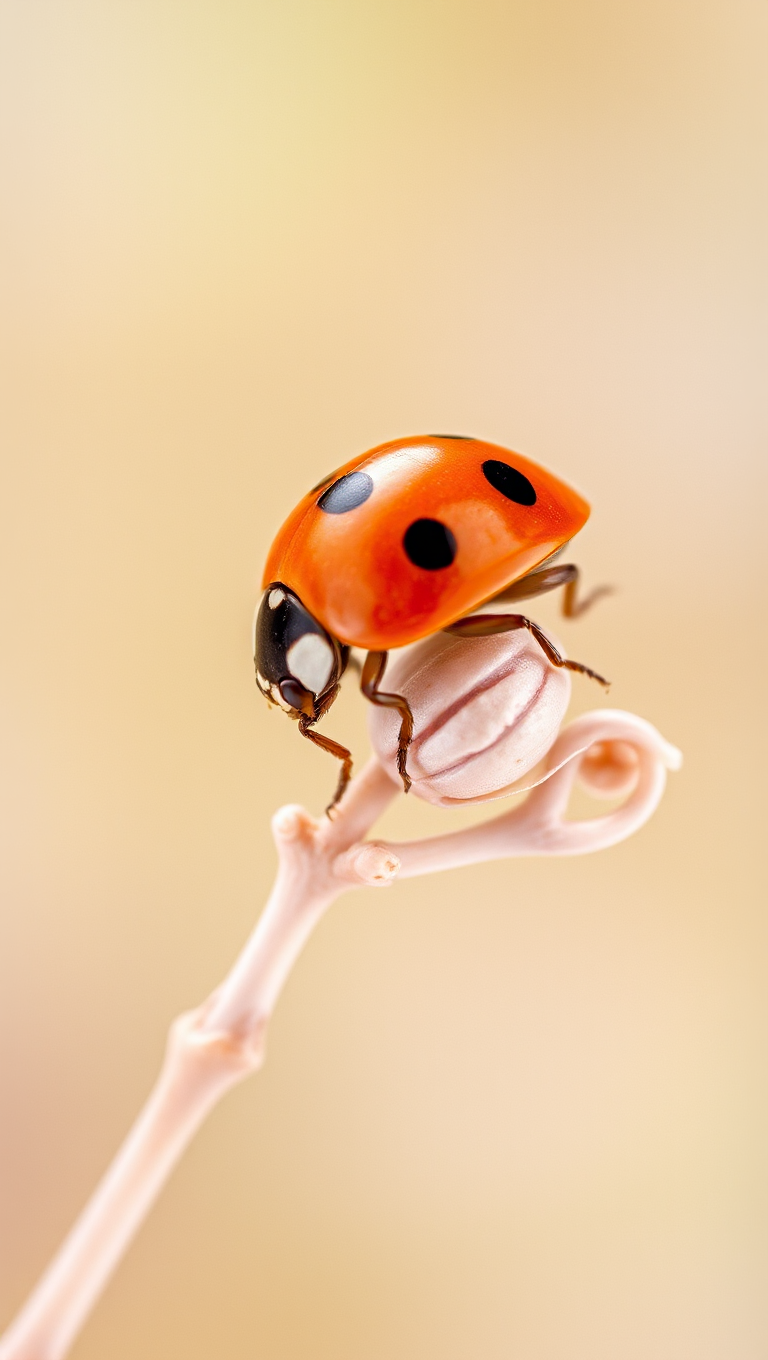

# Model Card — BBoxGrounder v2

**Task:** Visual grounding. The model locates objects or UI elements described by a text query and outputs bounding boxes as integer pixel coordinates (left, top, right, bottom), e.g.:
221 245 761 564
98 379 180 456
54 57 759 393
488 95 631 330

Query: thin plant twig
0 711 680 1360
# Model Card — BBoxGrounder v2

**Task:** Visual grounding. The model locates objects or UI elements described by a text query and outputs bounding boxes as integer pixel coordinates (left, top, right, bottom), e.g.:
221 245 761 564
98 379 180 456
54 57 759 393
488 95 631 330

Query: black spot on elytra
403 518 457 570
482 459 537 506
318 470 374 514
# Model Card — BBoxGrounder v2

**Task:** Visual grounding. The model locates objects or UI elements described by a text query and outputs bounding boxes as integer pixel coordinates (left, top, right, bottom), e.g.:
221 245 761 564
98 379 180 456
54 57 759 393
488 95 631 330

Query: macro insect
255 434 610 811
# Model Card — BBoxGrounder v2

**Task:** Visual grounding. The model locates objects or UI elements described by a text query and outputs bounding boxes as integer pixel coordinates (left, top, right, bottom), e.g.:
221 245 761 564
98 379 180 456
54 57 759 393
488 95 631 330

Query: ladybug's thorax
254 584 344 712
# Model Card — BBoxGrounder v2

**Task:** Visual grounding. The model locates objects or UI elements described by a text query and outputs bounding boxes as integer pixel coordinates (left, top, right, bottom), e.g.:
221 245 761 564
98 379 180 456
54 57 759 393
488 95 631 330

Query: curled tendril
0 624 680 1360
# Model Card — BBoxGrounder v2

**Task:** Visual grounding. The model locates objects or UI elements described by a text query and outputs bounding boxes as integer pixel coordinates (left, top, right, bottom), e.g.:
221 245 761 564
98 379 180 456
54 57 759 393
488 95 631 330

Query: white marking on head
269 587 286 608
286 633 334 696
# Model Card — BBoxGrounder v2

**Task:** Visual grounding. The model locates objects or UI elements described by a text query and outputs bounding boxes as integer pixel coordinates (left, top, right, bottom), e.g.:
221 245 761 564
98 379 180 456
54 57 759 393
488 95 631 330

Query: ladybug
255 434 609 811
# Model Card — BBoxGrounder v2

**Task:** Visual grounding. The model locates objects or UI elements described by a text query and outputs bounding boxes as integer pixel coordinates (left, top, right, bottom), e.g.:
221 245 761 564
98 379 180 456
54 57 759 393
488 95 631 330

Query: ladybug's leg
360 650 414 793
298 718 354 815
444 613 610 688
292 682 353 815
487 563 612 618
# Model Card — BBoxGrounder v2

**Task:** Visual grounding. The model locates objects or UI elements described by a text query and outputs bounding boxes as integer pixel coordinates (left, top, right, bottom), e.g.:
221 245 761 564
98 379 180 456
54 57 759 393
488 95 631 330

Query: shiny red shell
262 435 590 652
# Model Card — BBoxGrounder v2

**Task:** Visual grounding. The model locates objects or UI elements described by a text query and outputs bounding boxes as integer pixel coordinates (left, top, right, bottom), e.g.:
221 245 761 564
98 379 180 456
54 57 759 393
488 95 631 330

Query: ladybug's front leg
360 651 414 793
444 613 610 688
292 682 353 815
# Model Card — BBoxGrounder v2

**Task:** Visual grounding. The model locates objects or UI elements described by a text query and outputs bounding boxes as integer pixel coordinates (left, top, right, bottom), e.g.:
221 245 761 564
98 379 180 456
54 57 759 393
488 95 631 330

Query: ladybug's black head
254 583 347 717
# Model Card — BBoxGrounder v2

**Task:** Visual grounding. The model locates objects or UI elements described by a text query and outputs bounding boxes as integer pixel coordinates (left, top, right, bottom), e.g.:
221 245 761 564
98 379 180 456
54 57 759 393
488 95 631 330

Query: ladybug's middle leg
360 650 414 793
444 613 610 688
487 563 613 618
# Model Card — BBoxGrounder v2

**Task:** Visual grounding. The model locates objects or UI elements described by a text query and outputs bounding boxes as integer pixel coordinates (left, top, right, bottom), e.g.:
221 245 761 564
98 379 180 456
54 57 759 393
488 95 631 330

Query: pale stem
0 712 679 1360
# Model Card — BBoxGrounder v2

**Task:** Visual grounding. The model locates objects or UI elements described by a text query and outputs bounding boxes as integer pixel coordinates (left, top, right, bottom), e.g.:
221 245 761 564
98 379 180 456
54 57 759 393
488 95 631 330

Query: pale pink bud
367 628 572 806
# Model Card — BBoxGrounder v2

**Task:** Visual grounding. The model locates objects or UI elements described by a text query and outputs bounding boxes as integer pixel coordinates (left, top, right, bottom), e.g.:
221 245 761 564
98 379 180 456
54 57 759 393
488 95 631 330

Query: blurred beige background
1 1 766 1356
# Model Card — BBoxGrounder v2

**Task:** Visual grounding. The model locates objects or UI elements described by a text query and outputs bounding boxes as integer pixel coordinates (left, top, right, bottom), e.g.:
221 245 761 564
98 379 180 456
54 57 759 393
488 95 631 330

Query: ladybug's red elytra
255 434 610 811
